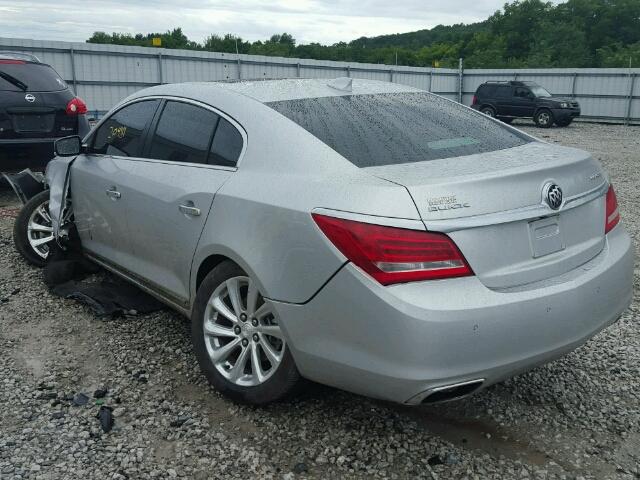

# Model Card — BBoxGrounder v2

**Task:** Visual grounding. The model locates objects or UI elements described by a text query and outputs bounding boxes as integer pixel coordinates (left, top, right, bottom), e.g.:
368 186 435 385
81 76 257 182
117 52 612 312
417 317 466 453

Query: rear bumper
272 225 634 404
0 138 58 172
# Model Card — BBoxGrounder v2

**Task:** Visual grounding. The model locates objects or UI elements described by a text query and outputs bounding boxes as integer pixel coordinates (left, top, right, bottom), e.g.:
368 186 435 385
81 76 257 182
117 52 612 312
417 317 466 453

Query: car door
493 85 513 116
511 87 536 117
120 99 244 307
71 99 161 268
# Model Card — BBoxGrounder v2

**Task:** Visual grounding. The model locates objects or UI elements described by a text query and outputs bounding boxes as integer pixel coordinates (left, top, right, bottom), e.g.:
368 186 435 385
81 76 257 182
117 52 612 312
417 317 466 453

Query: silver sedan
15 78 634 405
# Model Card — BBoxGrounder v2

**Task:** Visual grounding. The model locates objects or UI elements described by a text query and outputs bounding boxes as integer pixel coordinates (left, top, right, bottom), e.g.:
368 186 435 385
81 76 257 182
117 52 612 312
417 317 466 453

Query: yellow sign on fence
152 37 162 47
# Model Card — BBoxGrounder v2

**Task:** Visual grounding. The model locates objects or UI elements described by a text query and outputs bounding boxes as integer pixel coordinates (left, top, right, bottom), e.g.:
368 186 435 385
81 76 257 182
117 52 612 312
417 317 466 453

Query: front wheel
534 109 554 128
191 261 300 404
13 190 55 267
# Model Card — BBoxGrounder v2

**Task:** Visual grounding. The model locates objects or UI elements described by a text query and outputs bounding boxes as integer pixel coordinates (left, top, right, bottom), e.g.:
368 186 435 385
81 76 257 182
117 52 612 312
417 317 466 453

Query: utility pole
458 58 464 103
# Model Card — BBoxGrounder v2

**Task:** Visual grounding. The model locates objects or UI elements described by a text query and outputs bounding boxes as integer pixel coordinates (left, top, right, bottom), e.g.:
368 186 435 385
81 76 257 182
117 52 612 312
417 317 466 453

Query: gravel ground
0 121 638 480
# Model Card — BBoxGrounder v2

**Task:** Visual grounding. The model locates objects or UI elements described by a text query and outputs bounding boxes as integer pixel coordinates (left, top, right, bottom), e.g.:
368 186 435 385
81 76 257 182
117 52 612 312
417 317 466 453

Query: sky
1 0 523 45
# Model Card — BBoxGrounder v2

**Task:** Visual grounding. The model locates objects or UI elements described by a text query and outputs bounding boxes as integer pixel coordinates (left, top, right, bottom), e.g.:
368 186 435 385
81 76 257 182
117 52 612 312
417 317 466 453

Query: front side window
267 92 530 168
514 87 531 98
149 101 220 164
91 100 160 157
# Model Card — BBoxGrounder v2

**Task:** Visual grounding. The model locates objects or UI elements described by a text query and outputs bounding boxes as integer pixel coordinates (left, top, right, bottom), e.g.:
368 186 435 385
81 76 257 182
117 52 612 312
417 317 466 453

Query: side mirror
54 135 82 157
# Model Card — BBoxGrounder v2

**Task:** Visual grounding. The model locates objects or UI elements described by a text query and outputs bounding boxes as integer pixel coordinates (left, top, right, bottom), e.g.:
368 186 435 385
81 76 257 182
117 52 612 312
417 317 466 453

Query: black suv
0 52 90 172
471 81 580 128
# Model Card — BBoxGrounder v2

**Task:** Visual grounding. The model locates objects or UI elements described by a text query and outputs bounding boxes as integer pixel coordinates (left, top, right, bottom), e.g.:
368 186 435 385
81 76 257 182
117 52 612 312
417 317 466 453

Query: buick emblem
24 93 36 103
543 183 563 210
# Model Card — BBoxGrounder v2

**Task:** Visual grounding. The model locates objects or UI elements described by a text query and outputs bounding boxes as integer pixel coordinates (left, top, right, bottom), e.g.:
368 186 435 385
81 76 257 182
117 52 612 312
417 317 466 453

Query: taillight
605 184 620 234
0 59 25 64
66 97 88 115
472 95 478 105
312 213 473 285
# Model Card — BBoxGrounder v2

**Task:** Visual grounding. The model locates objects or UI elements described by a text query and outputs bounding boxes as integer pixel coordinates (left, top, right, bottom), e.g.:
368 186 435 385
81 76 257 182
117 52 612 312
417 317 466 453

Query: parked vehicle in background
471 80 580 128
0 52 90 172
13 79 633 406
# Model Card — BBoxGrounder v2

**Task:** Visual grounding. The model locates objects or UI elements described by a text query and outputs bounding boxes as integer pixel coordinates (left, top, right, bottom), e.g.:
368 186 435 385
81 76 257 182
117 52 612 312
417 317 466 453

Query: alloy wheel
203 276 286 387
26 199 72 260
538 112 550 126
27 200 54 259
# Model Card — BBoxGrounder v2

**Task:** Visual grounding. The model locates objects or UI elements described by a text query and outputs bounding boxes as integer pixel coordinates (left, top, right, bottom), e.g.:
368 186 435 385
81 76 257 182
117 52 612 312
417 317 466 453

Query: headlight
560 102 569 108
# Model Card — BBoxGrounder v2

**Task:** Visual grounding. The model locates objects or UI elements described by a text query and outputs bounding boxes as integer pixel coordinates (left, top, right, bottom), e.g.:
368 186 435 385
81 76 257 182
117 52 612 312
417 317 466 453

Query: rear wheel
13 190 55 267
480 106 496 118
534 109 554 128
191 261 300 404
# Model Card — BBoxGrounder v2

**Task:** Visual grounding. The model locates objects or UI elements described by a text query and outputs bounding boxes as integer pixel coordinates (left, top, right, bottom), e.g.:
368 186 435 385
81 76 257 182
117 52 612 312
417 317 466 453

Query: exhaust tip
420 379 484 404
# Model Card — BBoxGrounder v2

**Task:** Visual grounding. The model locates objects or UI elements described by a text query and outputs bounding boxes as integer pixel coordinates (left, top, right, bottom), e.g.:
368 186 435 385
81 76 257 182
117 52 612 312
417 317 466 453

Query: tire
497 117 514 124
191 261 301 405
13 190 54 267
480 106 496 118
556 118 573 127
534 109 554 128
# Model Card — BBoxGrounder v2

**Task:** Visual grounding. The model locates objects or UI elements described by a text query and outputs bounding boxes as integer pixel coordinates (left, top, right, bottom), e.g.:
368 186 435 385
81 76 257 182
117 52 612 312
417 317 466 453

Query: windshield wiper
0 71 28 91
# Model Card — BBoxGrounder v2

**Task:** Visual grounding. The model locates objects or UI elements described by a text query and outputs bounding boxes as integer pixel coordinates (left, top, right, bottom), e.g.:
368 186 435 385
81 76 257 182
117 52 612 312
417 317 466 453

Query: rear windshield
267 92 530 167
0 62 67 92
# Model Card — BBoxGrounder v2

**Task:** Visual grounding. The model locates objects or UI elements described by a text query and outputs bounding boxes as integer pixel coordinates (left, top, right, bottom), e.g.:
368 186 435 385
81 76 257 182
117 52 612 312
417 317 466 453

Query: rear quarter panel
188 96 420 304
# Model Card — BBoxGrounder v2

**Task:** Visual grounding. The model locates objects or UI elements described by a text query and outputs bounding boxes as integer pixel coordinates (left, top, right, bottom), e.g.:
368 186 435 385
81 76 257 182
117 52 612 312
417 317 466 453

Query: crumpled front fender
45 156 77 238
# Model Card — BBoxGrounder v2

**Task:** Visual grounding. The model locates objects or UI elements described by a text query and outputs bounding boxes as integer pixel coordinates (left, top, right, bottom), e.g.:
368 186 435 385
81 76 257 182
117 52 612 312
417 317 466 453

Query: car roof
480 80 540 87
132 78 424 104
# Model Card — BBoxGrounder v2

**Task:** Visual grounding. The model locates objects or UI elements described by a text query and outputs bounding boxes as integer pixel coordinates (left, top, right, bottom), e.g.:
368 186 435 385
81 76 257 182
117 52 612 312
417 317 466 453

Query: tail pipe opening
420 379 484 404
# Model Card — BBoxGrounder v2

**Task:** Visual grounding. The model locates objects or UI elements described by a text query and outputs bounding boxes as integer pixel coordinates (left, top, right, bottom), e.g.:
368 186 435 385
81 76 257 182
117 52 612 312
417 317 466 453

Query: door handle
106 187 121 199
179 203 201 217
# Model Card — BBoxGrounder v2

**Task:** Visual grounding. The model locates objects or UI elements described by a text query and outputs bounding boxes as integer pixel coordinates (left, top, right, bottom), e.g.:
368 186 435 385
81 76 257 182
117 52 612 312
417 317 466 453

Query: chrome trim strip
312 207 426 231
424 181 608 232
85 94 247 170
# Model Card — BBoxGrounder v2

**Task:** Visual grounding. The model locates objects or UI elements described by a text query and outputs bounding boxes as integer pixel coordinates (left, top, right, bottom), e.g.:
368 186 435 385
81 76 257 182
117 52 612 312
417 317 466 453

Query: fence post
389 69 394 82
157 52 163 84
458 58 464 103
428 70 433 92
69 47 78 94
296 63 301 78
571 72 578 98
347 66 351 77
625 73 636 126
237 56 242 80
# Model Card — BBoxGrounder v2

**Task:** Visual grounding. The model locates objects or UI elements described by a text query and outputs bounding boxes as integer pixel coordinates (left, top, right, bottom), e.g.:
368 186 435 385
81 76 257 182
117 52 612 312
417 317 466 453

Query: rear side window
495 86 512 98
0 62 67 92
477 84 495 97
267 92 530 167
91 100 160 157
149 101 220 164
209 118 243 167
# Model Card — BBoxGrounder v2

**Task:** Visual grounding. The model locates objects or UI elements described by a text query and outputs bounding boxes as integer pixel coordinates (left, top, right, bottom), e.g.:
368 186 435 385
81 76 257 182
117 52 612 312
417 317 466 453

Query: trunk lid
366 142 608 289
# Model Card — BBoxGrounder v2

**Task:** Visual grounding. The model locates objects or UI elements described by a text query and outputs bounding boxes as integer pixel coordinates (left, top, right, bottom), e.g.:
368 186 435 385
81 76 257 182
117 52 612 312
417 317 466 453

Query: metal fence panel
1 36 638 124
